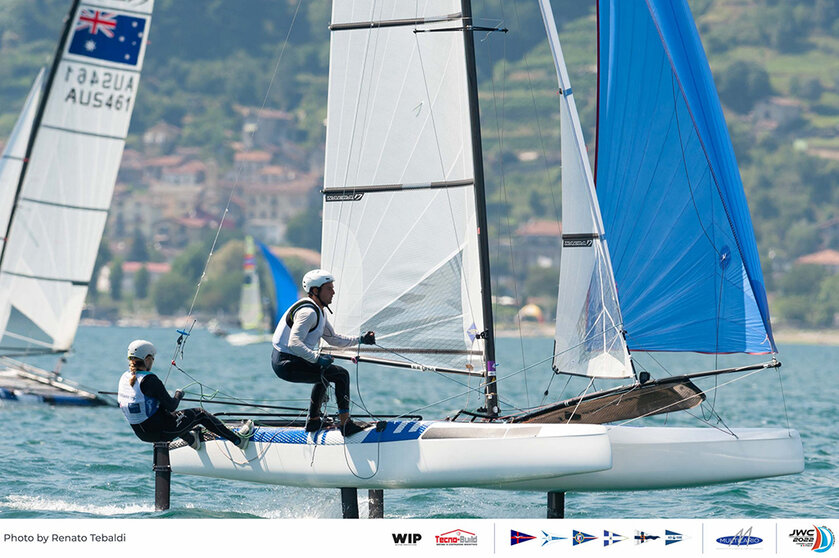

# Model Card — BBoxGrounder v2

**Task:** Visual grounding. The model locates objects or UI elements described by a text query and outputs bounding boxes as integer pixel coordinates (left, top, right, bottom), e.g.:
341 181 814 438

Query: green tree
285 207 322 251
152 274 194 316
715 61 771 113
779 264 827 297
128 229 149 262
135 265 150 300
109 259 124 301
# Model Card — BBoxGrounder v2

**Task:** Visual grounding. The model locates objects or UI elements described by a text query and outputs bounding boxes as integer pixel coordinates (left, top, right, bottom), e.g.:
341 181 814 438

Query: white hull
493 426 804 492
225 332 272 346
169 421 612 489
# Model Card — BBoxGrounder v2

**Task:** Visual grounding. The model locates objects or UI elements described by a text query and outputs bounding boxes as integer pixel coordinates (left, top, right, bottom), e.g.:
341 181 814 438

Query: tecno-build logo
435 529 477 546
789 526 835 552
391 533 422 546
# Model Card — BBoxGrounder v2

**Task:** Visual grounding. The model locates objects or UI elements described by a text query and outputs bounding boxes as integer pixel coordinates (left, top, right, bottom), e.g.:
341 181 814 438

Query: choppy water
1 326 836 519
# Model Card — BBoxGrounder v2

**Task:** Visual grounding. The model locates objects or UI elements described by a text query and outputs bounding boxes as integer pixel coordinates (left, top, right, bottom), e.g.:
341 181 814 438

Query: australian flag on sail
68 9 147 66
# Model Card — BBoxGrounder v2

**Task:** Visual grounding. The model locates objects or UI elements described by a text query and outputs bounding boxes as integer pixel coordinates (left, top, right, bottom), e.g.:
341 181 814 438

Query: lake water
1 325 836 519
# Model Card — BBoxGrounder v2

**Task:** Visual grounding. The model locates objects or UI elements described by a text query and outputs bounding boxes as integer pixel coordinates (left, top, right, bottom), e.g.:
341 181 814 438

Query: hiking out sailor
118 339 253 450
271 269 375 436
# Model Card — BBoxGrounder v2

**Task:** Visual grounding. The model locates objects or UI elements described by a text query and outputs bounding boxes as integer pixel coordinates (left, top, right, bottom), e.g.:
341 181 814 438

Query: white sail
0 0 154 353
0 70 45 259
321 1 486 373
239 236 264 331
539 0 631 379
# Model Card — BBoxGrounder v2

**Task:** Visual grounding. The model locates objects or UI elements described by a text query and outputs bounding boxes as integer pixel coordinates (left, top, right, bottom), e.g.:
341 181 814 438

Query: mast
461 0 498 417
0 0 81 271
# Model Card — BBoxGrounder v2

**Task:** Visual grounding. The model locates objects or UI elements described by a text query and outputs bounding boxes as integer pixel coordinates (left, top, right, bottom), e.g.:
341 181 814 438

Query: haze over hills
1 0 838 328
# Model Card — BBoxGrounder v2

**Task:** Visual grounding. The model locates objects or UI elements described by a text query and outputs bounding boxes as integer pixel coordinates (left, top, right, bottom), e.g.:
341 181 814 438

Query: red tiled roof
515 220 562 237
122 261 171 274
796 249 839 266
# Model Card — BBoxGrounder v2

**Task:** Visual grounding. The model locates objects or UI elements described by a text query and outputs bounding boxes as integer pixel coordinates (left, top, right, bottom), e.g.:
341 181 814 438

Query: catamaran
169 0 802 492
0 0 154 405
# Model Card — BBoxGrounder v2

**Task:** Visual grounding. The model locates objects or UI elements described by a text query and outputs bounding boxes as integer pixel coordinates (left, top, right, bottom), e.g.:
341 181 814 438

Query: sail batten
322 0 486 375
0 0 153 354
540 0 632 380
595 0 774 355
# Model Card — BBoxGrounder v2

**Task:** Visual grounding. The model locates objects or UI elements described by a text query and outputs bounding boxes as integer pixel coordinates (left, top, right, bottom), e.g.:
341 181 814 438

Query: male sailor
271 269 375 435
118 339 253 450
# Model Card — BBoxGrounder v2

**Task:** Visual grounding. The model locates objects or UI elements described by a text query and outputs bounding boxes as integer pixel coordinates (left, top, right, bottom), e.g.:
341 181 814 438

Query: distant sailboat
0 0 154 405
169 0 801 491
225 237 297 346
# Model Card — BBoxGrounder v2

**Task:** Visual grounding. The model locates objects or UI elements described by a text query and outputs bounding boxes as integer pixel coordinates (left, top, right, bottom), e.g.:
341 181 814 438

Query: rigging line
171 0 304 362
412 17 481 333
371 341 523 412
671 72 723 261
511 0 560 222
616 365 768 429
485 18 530 408
564 377 595 425
775 362 792 431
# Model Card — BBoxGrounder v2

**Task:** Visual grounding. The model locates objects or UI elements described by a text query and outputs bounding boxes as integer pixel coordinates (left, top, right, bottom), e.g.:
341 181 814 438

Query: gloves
361 331 376 345
173 389 185 402
316 354 334 369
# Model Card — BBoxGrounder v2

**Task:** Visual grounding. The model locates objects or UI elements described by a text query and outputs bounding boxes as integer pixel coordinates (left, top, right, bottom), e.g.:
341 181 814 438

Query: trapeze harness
118 371 159 424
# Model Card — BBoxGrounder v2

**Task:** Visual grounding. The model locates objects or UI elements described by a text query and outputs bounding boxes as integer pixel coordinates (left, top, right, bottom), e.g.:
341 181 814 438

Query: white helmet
127 339 156 360
302 269 335 293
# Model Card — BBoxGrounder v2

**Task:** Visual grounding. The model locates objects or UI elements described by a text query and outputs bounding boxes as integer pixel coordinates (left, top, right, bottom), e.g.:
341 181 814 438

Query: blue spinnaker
595 0 775 354
258 242 298 328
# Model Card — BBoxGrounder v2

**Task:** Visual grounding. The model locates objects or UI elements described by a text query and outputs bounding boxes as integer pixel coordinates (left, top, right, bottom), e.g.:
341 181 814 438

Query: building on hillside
238 106 295 150
119 261 172 295
234 150 273 180
751 97 802 132
238 173 319 244
142 121 181 154
514 219 562 270
795 249 839 273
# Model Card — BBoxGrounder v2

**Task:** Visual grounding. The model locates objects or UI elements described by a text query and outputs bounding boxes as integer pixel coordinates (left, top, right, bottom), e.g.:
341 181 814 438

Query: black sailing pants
271 349 351 418
133 407 240 445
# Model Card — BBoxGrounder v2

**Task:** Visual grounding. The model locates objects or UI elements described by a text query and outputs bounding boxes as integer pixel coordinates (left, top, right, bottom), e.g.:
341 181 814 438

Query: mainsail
320 1 489 375
541 0 631 379
595 0 775 355
0 0 154 354
0 70 45 259
239 236 264 331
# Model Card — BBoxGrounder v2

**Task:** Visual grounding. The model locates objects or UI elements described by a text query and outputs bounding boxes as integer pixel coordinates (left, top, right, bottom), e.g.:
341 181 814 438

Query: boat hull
491 426 804 492
0 366 113 406
169 421 612 489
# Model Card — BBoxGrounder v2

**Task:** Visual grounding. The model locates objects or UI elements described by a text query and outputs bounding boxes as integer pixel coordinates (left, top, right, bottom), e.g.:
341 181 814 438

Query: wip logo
391 533 421 546
789 526 835 552
510 530 565 546
717 527 763 547
325 192 363 202
435 529 477 546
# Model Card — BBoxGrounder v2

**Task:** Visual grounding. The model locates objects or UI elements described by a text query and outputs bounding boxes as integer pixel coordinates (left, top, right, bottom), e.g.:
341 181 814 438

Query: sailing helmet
127 339 156 361
302 269 334 293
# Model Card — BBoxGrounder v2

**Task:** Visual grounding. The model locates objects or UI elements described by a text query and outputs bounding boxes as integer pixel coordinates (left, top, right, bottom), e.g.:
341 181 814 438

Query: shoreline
495 324 839 347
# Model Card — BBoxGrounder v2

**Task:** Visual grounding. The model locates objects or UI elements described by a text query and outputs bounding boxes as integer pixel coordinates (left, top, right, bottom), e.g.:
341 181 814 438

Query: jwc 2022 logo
789 526 834 552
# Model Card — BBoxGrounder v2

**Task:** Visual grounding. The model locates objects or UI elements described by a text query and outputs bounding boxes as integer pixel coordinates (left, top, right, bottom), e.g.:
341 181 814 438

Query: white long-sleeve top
272 298 359 363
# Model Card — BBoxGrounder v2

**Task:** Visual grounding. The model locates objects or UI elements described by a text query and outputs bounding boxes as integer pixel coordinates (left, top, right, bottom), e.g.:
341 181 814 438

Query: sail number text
62 65 135 112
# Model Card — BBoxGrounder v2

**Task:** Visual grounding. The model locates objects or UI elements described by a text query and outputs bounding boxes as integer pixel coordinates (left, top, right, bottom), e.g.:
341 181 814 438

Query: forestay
0 0 154 353
539 0 630 379
595 0 775 354
321 1 486 373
